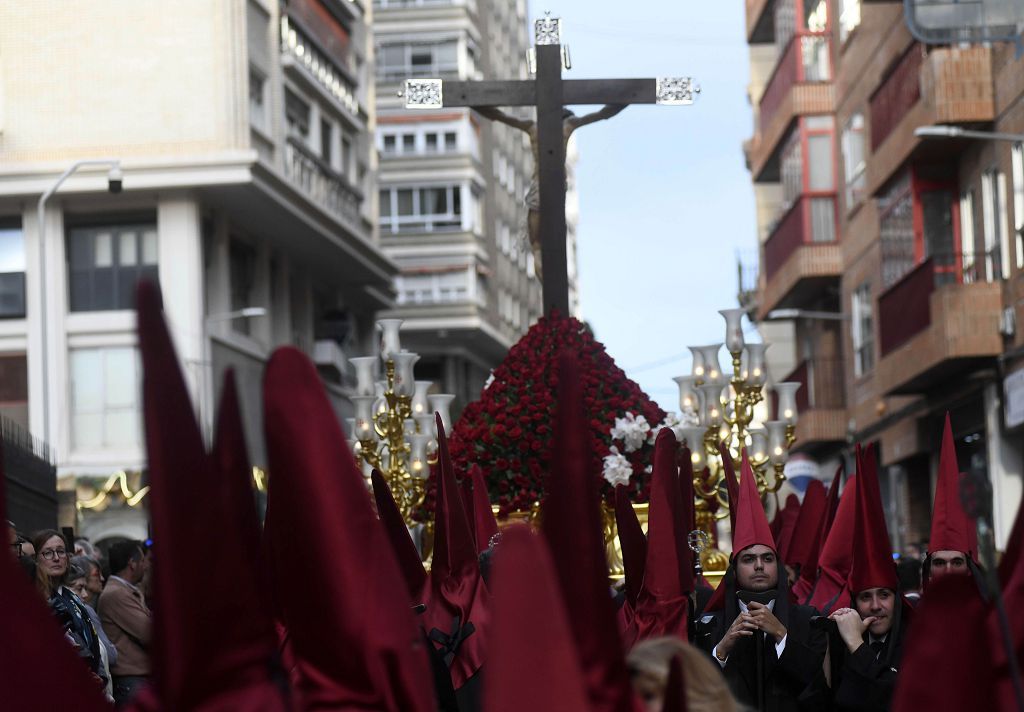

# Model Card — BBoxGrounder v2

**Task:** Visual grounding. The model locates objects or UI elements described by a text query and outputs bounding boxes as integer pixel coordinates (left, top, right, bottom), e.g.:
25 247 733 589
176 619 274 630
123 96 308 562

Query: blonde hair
627 636 741 712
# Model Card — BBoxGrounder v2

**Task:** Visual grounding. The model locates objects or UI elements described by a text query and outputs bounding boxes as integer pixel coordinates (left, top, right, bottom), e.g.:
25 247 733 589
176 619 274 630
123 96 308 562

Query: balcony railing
763 194 837 281
758 34 830 136
870 45 923 151
284 137 362 225
878 251 993 356
785 358 845 413
281 16 361 118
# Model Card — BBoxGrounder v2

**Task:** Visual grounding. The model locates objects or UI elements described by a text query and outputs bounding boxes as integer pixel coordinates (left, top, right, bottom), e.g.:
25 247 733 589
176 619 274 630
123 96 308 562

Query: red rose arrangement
415 312 666 520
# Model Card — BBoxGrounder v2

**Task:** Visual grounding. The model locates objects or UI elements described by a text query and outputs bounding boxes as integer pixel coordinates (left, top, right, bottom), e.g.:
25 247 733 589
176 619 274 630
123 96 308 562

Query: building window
320 118 333 165
961 190 981 283
0 223 26 318
838 0 861 43
249 68 268 132
841 113 866 210
379 185 463 233
851 282 874 376
285 88 310 140
70 347 140 451
377 40 459 82
67 223 158 312
982 168 1010 281
229 239 257 336
1012 142 1024 268
879 173 915 289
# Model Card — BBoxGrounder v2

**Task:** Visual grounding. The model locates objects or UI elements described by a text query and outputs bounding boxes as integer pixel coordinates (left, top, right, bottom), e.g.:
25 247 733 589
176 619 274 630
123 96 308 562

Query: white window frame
1012 142 1024 268
379 184 465 233
841 113 866 211
376 39 460 82
851 282 874 377
982 168 1011 280
960 190 979 283
69 346 142 453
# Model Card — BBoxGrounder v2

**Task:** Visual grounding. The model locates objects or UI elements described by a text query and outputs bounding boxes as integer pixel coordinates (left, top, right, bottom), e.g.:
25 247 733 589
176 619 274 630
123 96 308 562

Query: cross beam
403 21 696 316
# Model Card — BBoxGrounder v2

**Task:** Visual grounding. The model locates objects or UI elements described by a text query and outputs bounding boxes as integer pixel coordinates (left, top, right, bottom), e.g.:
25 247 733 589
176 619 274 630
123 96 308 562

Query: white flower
602 446 634 487
611 412 651 453
483 371 495 390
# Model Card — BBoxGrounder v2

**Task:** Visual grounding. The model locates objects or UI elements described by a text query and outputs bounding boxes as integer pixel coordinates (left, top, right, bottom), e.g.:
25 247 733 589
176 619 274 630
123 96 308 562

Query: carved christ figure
474 104 626 282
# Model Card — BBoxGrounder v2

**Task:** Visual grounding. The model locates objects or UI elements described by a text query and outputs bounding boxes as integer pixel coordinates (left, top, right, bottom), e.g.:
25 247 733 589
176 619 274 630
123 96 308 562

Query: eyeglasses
11 542 23 557
39 548 68 561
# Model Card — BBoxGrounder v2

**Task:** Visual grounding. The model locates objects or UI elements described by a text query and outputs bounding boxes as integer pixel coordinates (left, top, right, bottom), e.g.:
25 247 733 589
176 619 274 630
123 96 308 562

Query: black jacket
829 597 912 712
695 572 826 712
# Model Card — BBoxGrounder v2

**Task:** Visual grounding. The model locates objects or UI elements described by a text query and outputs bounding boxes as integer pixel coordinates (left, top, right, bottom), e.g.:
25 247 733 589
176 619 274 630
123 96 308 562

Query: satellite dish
904 0 1024 50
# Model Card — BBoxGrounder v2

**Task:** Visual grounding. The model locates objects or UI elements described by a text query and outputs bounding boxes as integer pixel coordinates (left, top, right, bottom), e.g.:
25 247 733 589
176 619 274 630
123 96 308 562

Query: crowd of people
6 525 153 705
3 282 1021 711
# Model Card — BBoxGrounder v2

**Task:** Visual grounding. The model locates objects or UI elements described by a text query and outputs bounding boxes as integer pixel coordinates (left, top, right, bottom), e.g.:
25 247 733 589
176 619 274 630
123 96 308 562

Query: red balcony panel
289 0 352 66
870 45 923 151
878 258 934 356
763 195 837 282
759 38 800 136
783 358 845 414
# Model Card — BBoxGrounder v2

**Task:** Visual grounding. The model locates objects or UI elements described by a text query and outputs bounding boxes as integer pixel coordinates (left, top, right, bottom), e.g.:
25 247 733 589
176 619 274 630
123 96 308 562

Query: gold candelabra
674 309 801 572
348 319 455 528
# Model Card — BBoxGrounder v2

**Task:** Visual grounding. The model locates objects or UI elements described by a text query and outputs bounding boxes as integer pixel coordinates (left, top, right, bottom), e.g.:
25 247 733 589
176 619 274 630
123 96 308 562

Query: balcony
280 15 365 124
876 255 1002 395
867 45 994 196
758 195 841 318
284 137 363 227
784 358 847 450
750 35 835 180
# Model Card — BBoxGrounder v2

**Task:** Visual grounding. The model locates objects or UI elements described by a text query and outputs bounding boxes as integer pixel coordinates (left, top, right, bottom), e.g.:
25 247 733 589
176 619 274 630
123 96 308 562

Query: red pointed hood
371 470 428 602
928 414 977 559
620 428 693 647
614 485 647 608
807 473 857 613
422 413 490 689
543 355 639 712
892 575 996 711
484 526 590 712
263 347 434 710
468 464 499 554
775 493 801 563
137 282 286 710
731 449 775 556
718 442 740 535
848 444 899 594
787 480 826 571
0 442 112 711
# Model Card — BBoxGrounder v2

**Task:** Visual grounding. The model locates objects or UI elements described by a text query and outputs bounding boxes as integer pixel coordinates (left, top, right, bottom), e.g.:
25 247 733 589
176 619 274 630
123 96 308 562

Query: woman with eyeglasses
31 529 106 689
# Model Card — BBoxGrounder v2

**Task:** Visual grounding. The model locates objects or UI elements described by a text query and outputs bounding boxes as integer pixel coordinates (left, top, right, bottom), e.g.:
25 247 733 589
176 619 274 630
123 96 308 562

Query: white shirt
712 599 788 667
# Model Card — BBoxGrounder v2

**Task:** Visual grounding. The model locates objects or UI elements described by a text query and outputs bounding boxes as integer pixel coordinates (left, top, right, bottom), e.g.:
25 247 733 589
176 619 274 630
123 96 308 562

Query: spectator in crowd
628 636 741 712
69 557 117 701
74 537 99 560
98 539 152 705
69 554 106 608
31 529 106 689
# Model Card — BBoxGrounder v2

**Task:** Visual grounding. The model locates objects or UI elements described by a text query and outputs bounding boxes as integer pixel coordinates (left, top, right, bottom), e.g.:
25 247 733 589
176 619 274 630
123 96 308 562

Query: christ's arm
568 103 627 130
474 106 534 132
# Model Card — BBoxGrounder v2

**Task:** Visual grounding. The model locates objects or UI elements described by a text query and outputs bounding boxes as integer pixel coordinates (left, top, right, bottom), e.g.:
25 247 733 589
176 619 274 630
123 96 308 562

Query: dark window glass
229 239 257 336
0 224 26 318
67 223 158 312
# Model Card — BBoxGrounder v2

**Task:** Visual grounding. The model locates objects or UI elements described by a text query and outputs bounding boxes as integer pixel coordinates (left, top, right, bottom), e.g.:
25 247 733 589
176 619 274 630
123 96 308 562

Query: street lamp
765 308 849 321
36 159 123 449
914 125 1024 143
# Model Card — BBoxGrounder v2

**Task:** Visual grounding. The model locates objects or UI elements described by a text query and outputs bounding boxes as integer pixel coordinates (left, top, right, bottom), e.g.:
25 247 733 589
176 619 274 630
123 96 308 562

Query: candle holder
352 320 454 528
675 310 799 575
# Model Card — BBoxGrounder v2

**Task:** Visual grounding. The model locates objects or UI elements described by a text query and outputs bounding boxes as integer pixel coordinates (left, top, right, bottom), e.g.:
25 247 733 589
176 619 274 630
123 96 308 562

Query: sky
525 1 759 413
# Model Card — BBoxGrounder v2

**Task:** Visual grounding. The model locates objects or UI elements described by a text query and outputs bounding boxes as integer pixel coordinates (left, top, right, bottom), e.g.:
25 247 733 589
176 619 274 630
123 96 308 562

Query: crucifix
401 14 698 316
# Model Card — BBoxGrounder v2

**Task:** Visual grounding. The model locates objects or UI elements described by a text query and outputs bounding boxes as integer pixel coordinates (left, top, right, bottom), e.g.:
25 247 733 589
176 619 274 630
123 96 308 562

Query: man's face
735 544 779 592
854 587 895 636
930 550 968 579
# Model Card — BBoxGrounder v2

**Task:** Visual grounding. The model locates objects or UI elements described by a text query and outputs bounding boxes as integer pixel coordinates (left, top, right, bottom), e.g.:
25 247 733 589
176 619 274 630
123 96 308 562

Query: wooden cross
402 15 697 316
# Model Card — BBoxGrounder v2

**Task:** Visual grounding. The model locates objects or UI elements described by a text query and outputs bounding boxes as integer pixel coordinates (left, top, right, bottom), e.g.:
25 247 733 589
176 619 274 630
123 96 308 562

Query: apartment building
0 0 392 543
372 0 578 413
744 0 1023 551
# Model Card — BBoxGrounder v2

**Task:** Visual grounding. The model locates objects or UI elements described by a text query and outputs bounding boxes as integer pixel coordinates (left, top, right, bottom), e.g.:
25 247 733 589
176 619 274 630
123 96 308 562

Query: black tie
870 640 885 658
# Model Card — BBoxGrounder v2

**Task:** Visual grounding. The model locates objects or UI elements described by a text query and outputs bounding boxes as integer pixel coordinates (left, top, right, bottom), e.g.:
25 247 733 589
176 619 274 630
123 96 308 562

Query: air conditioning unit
1000 306 1016 337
